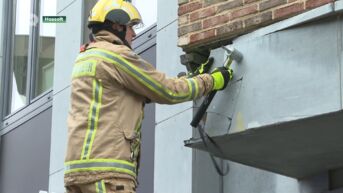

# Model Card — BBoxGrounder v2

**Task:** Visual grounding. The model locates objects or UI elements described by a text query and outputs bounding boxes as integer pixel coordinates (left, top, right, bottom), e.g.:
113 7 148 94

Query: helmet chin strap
106 24 132 49
90 23 132 49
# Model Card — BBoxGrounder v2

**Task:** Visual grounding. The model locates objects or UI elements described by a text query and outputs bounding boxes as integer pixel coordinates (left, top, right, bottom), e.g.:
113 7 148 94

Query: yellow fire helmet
88 0 143 28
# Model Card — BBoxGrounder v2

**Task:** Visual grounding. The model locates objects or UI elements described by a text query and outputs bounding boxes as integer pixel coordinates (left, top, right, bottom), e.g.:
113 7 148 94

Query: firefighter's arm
112 49 214 104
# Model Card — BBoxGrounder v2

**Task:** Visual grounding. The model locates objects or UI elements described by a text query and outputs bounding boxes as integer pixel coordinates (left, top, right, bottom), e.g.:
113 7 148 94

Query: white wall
48 1 82 192
154 1 194 193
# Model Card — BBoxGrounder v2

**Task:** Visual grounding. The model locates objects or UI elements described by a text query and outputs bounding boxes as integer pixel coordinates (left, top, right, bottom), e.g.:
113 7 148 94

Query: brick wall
178 0 334 51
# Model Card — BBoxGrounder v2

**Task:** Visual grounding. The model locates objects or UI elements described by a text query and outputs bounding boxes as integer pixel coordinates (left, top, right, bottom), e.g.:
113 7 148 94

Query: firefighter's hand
210 67 233 91
197 57 214 74
188 57 214 77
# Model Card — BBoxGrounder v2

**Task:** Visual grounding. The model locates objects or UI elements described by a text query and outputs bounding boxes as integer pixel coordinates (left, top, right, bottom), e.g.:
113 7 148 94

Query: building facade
1 0 343 193
0 1 156 193
156 0 343 193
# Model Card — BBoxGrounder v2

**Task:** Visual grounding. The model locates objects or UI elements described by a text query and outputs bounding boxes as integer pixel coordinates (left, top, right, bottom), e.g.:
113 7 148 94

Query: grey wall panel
157 0 177 30
156 21 192 123
57 0 79 14
223 162 276 193
0 108 52 193
0 0 3 55
154 109 193 193
49 87 70 174
135 45 156 193
53 0 82 94
340 17 343 109
137 103 155 193
49 170 64 193
211 16 342 134
275 175 299 193
192 150 222 193
0 56 2 93
201 14 338 193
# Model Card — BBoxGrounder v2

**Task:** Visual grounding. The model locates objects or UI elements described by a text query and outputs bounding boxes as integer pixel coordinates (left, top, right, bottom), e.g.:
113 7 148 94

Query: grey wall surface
0 0 3 55
49 0 83 192
227 17 341 133
154 1 195 193
136 44 156 193
155 1 340 193
0 0 4 99
191 8 341 193
0 108 52 193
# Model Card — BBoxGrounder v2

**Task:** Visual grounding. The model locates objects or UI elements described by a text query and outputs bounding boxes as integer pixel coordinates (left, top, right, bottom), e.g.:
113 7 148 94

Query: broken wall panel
229 15 341 133
187 14 343 180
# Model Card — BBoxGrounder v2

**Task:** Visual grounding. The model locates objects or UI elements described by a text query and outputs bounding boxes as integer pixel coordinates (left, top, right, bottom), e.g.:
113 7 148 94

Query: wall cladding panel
156 21 192 123
49 87 70 174
154 109 193 193
215 16 341 133
157 0 178 30
0 108 52 193
53 0 82 94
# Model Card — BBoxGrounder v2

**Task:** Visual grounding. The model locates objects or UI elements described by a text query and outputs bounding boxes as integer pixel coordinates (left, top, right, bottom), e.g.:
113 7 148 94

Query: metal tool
188 46 243 176
190 46 243 128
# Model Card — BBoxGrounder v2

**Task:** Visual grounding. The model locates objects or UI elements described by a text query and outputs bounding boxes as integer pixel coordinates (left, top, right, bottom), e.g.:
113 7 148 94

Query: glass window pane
34 0 56 97
10 0 31 113
132 0 157 34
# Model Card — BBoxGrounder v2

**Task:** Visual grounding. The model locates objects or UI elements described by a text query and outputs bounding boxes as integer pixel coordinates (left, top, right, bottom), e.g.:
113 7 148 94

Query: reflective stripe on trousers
64 159 136 177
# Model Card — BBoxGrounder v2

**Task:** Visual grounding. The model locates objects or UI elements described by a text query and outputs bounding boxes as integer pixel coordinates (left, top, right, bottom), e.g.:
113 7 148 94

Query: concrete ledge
185 110 343 179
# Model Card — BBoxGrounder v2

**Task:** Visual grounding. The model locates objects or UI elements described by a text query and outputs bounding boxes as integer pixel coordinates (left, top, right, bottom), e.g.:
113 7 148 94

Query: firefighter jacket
64 30 214 185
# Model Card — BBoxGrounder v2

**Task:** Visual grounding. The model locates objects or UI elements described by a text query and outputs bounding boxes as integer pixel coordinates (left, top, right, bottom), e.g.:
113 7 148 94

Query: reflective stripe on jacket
64 30 213 185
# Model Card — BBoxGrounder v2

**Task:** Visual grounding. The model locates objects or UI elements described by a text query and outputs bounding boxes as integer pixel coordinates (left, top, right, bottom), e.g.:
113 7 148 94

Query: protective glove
196 57 214 74
188 57 214 77
211 67 233 90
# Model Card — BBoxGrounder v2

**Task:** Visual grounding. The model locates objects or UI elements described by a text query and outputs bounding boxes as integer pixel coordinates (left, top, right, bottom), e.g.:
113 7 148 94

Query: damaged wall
156 0 343 192
188 5 343 193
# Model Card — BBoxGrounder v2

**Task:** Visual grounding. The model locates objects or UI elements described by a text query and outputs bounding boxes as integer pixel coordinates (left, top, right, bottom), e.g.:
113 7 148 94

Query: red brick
190 6 216 22
217 0 244 13
216 21 243 35
178 22 202 36
190 29 216 43
178 1 202 16
178 35 190 47
204 0 226 6
274 2 304 19
244 0 259 4
231 4 258 20
179 14 189 25
244 11 273 28
305 0 333 9
203 13 231 29
179 0 189 5
260 0 287 11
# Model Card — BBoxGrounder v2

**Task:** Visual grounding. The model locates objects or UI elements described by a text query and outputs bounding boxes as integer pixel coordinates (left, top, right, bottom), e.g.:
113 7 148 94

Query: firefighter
64 0 233 192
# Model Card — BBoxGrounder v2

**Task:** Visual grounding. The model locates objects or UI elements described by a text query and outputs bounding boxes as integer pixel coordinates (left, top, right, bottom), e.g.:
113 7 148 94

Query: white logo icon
30 14 39 27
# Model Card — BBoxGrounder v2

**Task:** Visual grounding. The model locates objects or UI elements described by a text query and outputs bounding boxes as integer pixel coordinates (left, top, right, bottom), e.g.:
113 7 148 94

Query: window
10 0 31 113
35 0 56 97
5 0 56 116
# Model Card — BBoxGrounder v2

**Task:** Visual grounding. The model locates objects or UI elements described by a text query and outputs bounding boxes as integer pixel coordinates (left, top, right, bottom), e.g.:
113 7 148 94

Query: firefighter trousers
65 178 136 193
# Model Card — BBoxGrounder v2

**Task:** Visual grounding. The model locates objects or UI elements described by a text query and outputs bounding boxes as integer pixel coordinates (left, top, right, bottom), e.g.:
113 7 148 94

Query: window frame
0 0 54 128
